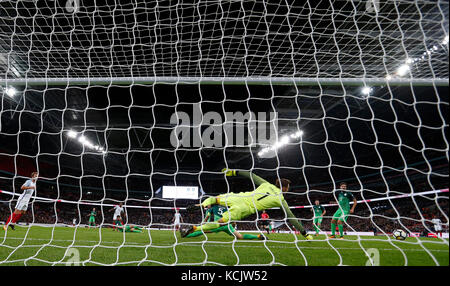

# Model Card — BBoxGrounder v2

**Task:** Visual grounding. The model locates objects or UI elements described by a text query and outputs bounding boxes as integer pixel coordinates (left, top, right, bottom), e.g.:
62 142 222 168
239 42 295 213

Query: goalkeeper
181 169 312 240
184 204 265 240
116 221 143 233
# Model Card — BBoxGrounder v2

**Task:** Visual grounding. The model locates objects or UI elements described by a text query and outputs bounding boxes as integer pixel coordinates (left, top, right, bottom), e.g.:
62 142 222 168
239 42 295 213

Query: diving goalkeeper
184 204 265 240
181 169 312 240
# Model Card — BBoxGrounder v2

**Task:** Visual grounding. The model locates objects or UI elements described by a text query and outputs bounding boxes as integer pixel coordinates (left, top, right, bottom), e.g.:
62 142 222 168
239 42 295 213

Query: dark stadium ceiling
0 0 448 80
0 83 448 183
0 0 448 190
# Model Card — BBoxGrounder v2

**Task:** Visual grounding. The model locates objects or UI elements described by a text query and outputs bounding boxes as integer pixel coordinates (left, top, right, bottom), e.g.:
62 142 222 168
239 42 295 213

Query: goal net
0 0 448 266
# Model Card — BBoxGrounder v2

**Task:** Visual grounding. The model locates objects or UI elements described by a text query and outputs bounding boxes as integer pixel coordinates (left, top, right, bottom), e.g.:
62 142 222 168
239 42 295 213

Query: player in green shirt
88 208 97 228
184 204 264 240
329 182 357 239
181 168 313 241
312 200 326 236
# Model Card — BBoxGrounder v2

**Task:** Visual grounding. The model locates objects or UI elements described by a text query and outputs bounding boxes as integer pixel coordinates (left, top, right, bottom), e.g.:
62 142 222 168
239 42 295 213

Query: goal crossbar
1 77 448 87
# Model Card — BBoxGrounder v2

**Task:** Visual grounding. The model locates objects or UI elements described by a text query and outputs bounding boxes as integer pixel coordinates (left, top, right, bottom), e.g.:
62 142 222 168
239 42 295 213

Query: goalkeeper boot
304 234 313 241
328 235 336 239
180 225 195 238
339 236 344 240
258 234 268 240
2 225 6 231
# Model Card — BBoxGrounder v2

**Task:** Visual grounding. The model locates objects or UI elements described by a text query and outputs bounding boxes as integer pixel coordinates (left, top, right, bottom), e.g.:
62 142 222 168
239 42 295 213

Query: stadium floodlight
292 130 304 139
405 58 414 64
280 135 290 144
274 141 285 148
67 130 77 138
443 35 449 45
5 87 17 97
385 74 392 80
361 86 373 96
85 141 94 149
78 136 87 144
396 64 410 76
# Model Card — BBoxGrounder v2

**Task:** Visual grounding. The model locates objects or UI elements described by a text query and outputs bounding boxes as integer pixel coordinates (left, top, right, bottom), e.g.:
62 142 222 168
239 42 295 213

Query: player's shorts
118 225 131 233
332 208 350 222
434 226 442 232
313 217 323 225
15 198 30 211
89 217 95 224
113 215 121 221
217 193 254 222
210 224 236 236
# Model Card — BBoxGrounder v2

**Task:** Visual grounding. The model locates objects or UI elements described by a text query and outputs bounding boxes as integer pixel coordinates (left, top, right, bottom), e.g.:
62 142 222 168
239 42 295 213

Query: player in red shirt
260 210 271 234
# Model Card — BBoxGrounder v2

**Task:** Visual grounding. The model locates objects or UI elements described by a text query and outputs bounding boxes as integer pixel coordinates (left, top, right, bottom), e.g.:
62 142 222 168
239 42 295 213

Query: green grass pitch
0 226 448 266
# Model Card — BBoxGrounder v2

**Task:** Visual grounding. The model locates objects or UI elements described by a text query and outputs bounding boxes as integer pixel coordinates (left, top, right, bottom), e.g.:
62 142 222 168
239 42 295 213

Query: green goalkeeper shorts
313 217 323 225
89 217 95 224
332 208 350 222
210 224 236 236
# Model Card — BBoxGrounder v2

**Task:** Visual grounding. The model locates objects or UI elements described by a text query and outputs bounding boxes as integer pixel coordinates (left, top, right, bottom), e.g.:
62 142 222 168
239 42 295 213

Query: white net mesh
0 0 448 266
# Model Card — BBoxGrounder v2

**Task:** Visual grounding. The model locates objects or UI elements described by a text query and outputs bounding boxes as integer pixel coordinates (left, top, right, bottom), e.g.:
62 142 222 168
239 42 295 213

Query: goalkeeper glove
221 168 237 177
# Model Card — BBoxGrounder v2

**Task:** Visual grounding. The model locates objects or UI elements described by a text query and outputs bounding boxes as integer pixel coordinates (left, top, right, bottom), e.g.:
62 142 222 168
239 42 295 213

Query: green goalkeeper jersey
205 205 227 222
337 191 355 211
89 211 96 218
313 205 325 217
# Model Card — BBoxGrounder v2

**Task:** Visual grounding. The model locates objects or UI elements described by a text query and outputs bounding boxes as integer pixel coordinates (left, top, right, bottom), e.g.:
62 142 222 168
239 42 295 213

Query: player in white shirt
3 172 38 231
72 218 77 227
172 209 183 231
431 215 443 237
109 202 125 231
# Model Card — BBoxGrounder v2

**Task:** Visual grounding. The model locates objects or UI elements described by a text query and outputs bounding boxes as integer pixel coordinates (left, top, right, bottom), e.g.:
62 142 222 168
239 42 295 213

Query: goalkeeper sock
194 222 220 232
331 223 336 235
186 231 205 238
314 224 320 234
201 197 217 208
338 224 344 236
242 234 259 240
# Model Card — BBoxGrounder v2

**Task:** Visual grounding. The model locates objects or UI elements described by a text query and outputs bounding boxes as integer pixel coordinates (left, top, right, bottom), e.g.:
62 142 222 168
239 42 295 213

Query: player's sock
185 231 205 238
242 234 259 240
201 197 217 208
331 222 336 236
338 224 344 237
314 224 320 234
12 213 22 223
5 214 13 225
194 222 220 232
